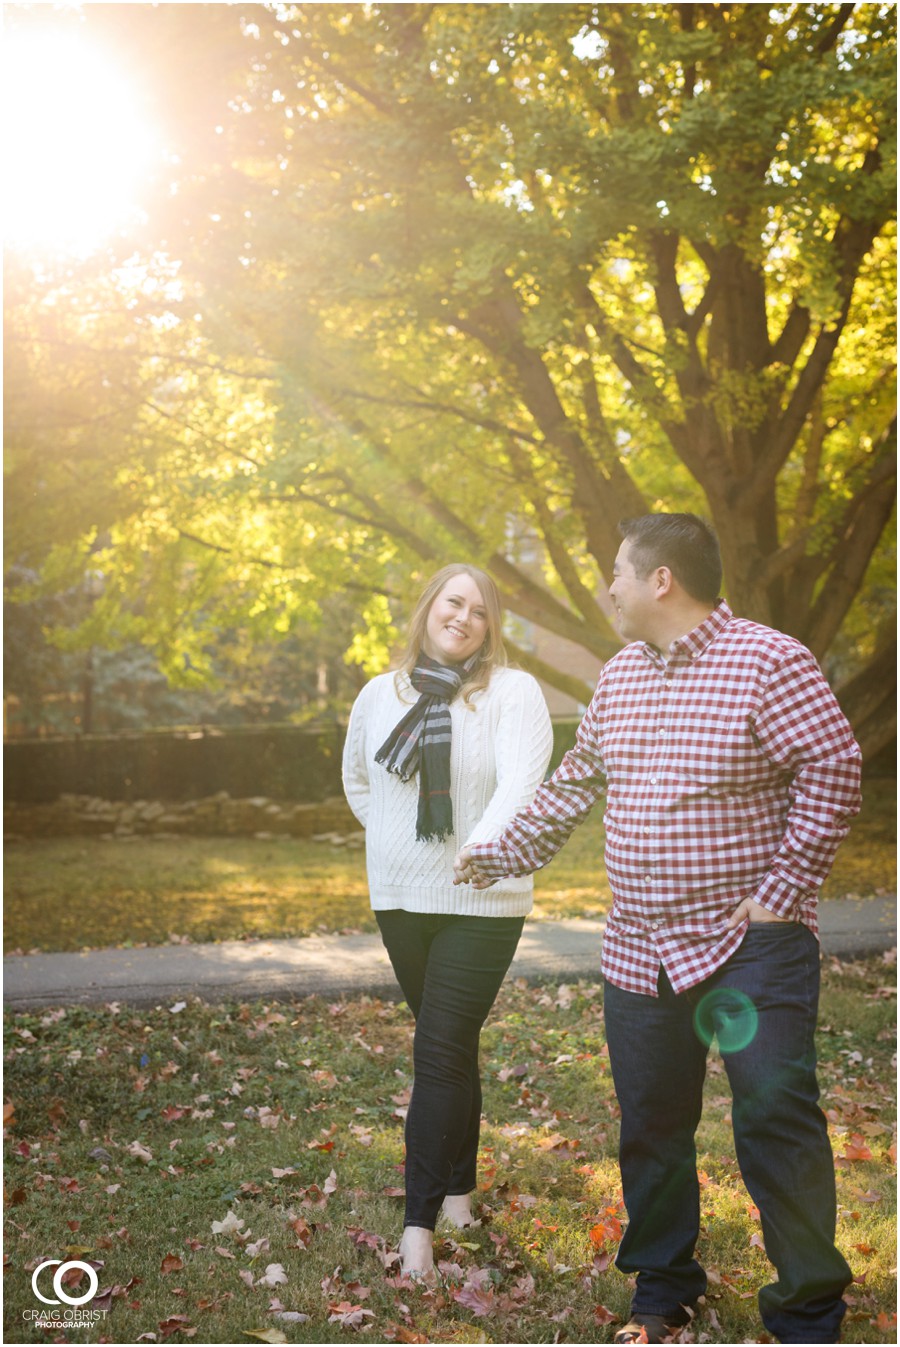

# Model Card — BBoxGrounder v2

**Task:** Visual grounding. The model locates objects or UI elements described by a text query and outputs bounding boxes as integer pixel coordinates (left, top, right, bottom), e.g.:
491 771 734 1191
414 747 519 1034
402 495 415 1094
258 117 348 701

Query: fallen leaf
158 1315 195 1339
453 1282 497 1317
593 1304 619 1326
328 1301 376 1329
841 1134 875 1162
211 1211 246 1236
256 1263 288 1288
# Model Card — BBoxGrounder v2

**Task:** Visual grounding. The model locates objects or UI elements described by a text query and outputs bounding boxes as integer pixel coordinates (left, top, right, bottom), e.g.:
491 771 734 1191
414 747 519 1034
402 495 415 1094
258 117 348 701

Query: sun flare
2 28 161 256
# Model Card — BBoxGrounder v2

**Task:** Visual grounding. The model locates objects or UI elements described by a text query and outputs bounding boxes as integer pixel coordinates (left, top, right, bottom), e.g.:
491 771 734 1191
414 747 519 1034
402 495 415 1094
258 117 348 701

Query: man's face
609 540 658 643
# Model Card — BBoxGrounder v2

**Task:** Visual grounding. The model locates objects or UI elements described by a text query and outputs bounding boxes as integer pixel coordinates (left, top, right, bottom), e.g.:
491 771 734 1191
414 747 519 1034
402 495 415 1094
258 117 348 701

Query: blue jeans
375 910 524 1230
603 923 851 1344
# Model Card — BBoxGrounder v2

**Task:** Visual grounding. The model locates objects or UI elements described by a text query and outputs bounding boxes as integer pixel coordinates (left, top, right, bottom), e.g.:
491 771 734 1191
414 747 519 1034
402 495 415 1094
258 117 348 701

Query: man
454 514 861 1345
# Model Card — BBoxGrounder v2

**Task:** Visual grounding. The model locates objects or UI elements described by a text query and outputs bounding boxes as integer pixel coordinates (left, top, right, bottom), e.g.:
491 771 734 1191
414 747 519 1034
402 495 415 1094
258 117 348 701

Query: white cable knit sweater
342 666 553 917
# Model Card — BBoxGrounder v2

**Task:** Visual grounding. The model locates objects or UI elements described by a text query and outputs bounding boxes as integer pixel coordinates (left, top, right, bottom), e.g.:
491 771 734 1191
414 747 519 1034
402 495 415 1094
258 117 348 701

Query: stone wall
4 792 363 845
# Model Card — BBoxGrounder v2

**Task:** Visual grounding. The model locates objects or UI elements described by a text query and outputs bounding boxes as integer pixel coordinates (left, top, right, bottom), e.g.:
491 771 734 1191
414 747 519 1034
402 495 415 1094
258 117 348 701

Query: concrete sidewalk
3 896 895 1011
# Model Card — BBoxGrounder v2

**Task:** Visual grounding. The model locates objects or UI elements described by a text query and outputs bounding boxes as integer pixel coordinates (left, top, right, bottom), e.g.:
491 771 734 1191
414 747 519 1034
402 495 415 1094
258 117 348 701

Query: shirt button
649 921 660 930
644 874 653 884
658 728 666 737
649 777 658 786
643 826 651 835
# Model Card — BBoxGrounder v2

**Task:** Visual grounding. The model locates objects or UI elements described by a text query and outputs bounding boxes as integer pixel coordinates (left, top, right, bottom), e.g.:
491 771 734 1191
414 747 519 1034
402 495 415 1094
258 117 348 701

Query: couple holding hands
341 513 861 1345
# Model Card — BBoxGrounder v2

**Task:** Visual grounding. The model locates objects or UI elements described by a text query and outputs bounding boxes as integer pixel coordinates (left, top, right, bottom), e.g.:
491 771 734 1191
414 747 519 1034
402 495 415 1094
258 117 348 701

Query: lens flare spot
693 987 758 1053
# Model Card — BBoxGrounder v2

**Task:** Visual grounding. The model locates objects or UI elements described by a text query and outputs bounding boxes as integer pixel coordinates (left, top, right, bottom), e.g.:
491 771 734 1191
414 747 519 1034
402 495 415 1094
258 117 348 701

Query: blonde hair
396 564 508 704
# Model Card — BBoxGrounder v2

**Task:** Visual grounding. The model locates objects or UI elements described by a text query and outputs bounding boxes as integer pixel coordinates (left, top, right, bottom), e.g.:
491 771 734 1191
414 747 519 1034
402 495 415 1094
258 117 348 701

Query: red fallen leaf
3 1102 15 1128
183 1238 205 1251
195 1295 233 1311
453 1282 497 1317
15 1141 30 1158
842 1135 874 1162
161 1106 188 1123
343 1280 371 1300
160 1254 184 1275
306 1139 335 1152
92 1278 141 1313
873 1312 897 1331
327 1301 375 1329
853 1242 876 1255
58 1261 101 1291
382 1186 405 1197
593 1304 619 1326
290 1217 314 1247
158 1314 196 1338
346 1226 384 1250
8 1188 27 1206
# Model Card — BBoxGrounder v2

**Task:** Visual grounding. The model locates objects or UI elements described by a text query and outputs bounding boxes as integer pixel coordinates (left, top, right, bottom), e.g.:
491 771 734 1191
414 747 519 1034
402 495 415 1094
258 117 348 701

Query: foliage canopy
5 3 896 750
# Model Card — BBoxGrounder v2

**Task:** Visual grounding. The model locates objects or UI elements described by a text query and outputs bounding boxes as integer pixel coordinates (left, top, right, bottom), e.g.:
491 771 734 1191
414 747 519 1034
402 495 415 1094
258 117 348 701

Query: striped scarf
375 651 476 841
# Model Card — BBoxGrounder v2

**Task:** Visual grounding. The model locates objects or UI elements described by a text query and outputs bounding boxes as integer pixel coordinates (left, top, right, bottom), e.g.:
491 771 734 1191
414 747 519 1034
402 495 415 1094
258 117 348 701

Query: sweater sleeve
462 673 554 849
341 683 374 828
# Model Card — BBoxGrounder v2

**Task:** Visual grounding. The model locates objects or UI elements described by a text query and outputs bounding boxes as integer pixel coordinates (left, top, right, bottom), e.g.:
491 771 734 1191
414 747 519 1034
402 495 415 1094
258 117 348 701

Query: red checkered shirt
469 601 862 995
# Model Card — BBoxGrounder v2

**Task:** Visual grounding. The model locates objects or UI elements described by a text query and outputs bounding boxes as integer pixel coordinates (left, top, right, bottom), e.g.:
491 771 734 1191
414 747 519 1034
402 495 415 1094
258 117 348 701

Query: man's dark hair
618 513 722 604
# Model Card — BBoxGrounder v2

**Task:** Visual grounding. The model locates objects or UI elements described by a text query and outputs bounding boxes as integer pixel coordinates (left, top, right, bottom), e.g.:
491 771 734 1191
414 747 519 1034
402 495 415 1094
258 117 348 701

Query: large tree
6 3 896 753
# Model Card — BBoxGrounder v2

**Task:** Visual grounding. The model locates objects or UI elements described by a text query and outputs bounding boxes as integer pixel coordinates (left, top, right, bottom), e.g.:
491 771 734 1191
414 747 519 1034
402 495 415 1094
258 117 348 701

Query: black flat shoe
614 1312 686 1343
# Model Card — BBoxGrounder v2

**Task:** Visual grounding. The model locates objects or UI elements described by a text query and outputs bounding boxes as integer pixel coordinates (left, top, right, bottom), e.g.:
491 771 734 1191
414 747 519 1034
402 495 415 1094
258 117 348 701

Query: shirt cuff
468 838 514 879
752 871 812 919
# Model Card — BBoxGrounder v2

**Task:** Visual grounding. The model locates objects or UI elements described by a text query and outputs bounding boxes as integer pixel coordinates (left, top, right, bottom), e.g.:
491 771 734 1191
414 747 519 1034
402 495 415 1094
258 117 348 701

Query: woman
342 564 553 1281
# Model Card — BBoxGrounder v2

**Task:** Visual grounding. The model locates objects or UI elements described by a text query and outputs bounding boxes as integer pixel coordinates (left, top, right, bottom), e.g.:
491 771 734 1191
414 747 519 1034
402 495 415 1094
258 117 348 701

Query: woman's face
423 573 489 665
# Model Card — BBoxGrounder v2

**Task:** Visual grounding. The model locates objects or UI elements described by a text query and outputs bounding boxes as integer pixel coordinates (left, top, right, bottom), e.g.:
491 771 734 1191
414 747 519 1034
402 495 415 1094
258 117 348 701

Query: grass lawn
3 956 896 1344
4 780 895 954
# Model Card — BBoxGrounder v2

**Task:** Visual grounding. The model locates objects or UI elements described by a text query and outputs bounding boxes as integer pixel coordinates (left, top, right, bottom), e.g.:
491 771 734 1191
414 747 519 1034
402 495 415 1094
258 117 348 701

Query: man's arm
454 693 608 887
736 646 862 920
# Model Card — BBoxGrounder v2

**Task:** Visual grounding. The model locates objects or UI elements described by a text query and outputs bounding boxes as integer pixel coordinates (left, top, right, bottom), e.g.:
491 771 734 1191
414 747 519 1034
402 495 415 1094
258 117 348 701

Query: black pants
375 909 524 1230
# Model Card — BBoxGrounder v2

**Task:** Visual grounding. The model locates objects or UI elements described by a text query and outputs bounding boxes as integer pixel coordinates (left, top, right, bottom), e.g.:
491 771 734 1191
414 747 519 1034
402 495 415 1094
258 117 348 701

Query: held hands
727 896 792 929
453 847 495 890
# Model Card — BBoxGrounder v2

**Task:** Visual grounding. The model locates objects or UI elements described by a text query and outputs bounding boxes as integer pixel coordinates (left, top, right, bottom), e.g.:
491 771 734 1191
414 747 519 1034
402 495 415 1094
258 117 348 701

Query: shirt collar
641 599 733 665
